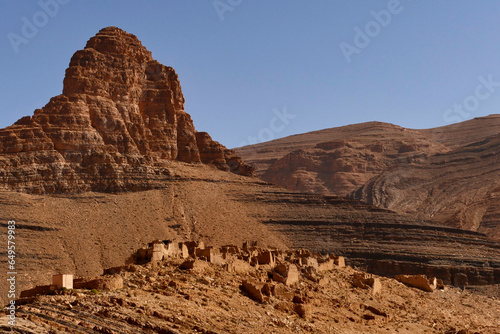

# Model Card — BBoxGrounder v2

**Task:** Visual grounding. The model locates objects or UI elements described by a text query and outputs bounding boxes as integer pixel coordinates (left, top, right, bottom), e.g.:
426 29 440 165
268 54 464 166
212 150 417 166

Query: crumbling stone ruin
17 238 461 322
10 238 496 333
20 274 123 298
351 273 382 296
133 240 190 263
131 239 346 318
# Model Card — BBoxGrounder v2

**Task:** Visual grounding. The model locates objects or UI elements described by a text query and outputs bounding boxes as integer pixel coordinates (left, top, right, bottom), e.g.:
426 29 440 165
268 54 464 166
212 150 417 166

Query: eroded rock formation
0 27 252 194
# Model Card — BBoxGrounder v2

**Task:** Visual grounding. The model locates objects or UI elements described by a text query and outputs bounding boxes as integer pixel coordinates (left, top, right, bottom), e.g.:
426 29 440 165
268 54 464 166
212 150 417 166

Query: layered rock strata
0 27 252 194
236 116 500 240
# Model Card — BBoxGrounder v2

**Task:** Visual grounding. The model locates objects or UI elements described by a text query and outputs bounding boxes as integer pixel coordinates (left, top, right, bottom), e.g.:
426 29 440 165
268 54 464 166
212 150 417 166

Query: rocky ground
2 247 499 334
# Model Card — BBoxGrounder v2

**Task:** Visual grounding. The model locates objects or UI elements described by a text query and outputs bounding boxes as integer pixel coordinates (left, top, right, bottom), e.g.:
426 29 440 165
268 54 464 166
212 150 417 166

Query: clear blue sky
1 1 500 148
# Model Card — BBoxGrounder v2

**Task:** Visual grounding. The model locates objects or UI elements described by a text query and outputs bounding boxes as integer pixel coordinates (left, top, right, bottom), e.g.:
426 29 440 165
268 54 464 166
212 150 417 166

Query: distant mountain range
236 115 500 240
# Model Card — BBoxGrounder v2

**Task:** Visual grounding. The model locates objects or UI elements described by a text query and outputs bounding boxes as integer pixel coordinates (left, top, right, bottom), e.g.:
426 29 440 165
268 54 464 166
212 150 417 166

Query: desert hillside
2 161 499 309
236 115 500 240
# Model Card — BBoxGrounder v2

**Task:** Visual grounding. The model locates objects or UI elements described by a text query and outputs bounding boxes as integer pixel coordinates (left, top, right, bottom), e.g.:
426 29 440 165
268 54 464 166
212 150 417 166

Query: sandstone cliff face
0 27 252 194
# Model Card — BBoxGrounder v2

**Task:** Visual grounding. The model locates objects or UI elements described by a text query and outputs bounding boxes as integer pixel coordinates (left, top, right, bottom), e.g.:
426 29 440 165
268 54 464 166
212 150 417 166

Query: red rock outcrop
0 27 253 194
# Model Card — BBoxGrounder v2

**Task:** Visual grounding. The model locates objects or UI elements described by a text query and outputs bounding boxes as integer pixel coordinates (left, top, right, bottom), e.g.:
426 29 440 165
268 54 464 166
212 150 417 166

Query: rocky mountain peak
0 27 253 194
86 27 151 57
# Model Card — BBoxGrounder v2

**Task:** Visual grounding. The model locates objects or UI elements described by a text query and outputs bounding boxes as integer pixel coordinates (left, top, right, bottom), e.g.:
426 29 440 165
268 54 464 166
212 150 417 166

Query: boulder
453 273 468 288
294 303 312 319
395 275 436 292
